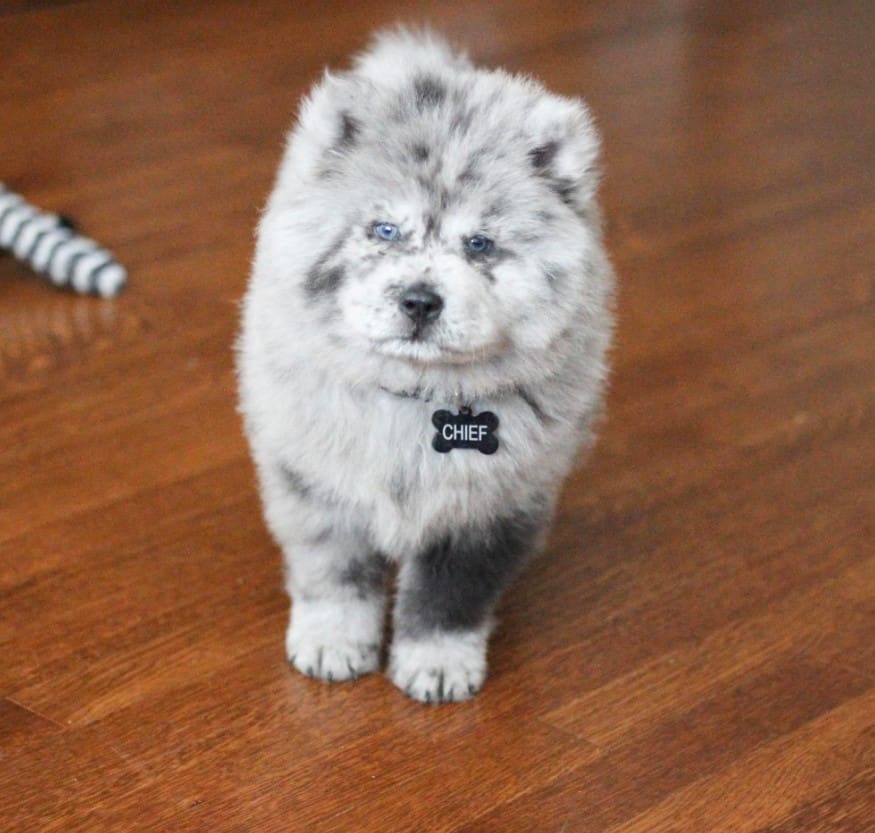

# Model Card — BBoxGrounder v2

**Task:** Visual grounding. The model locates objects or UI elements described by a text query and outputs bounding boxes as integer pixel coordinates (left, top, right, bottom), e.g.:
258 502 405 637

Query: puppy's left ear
526 95 600 211
281 71 369 183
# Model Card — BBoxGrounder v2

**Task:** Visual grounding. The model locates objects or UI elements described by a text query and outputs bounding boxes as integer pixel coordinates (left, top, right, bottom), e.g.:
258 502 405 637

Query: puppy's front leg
389 506 546 703
285 538 388 683
260 463 387 682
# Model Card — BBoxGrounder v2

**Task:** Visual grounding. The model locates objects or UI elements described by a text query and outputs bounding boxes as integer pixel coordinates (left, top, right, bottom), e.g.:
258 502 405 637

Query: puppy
237 29 614 703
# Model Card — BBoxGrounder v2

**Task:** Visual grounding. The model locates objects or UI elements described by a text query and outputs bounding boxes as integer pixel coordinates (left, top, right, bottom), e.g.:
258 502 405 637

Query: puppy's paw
285 599 383 683
288 637 380 682
389 630 488 704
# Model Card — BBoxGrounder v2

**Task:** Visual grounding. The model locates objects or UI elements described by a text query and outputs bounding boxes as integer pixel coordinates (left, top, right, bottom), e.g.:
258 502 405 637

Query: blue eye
465 234 493 255
373 222 400 241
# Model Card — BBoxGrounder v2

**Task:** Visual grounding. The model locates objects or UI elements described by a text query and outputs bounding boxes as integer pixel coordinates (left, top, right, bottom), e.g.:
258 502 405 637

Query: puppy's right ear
525 94 601 210
283 72 365 181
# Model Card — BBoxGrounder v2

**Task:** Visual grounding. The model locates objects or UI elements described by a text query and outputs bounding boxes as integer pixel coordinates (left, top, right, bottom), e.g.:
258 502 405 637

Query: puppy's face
267 57 602 372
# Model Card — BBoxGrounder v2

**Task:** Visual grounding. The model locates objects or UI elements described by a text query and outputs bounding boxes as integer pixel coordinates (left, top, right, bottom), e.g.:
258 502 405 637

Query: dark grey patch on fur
304 232 348 299
463 239 513 277
281 465 313 499
306 265 345 297
414 174 453 215
423 214 438 238
517 387 555 425
531 167 579 208
464 253 494 275
552 178 577 208
457 151 485 185
279 466 341 507
414 75 447 109
340 554 388 600
457 165 479 186
530 143 578 208
395 506 547 636
530 141 560 170
449 106 473 136
416 173 433 193
338 112 359 147
465 257 497 284
412 143 430 162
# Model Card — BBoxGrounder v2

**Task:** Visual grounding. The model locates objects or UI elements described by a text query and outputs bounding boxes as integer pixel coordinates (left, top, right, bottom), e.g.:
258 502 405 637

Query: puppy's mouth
375 336 458 364
372 334 500 366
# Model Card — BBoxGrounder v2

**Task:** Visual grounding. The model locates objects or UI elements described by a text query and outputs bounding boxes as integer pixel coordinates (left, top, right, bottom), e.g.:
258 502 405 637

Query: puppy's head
259 30 603 381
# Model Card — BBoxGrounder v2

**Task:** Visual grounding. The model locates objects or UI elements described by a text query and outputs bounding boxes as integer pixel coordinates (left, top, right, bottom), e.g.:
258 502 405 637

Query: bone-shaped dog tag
431 409 499 454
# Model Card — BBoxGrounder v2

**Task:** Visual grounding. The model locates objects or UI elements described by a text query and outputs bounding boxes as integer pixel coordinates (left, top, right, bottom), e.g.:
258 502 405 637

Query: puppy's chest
325 394 554 513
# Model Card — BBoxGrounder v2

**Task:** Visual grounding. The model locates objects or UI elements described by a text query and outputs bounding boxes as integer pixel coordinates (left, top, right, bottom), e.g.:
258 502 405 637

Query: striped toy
0 182 127 298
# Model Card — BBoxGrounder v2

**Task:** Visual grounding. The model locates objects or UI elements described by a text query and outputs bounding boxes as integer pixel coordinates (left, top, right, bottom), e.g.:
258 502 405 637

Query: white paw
389 629 489 704
285 599 383 683
288 638 380 682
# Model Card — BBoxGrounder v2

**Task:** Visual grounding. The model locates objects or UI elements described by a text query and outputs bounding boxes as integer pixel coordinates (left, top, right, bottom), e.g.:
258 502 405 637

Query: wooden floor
2 1 873 830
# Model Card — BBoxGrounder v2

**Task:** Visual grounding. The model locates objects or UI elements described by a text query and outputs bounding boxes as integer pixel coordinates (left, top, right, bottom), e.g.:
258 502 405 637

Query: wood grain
1 1 873 831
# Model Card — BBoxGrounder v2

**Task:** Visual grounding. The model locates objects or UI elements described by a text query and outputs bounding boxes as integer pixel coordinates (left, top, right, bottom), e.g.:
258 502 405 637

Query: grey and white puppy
238 29 614 703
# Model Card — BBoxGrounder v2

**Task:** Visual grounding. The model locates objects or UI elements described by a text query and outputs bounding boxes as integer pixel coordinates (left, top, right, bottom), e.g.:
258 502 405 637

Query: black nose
399 285 443 325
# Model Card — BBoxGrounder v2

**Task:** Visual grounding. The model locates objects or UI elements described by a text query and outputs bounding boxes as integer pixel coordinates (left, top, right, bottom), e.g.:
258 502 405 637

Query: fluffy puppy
237 29 614 703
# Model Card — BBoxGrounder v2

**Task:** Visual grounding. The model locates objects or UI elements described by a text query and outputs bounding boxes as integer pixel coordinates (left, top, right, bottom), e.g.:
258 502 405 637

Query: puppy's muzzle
399 284 443 326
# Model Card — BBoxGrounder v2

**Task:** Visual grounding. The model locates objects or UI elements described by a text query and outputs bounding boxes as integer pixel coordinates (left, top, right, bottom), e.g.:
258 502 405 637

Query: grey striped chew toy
0 182 127 298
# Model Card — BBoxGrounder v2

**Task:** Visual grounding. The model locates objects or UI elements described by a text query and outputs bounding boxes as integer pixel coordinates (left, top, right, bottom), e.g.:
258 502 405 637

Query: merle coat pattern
237 29 614 703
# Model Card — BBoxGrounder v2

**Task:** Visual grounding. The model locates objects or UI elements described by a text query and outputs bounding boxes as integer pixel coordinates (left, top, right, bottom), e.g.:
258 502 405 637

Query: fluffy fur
237 29 614 703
